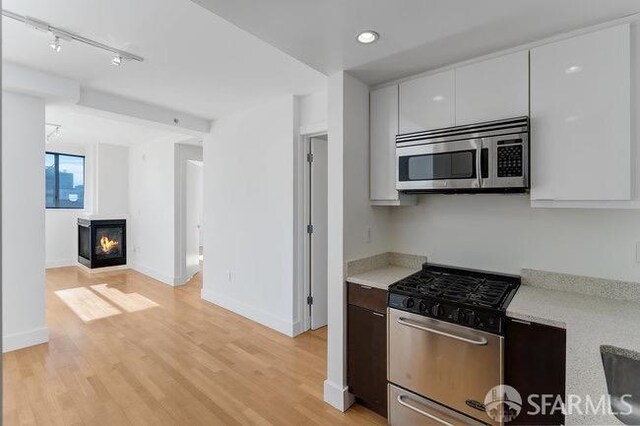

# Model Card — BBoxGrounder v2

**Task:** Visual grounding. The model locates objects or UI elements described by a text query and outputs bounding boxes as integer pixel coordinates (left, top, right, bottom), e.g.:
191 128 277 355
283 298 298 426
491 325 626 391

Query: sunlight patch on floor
55 287 121 322
90 284 159 312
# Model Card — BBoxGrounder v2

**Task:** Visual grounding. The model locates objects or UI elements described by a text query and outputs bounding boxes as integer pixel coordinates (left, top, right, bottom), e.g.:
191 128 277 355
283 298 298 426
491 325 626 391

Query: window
46 152 85 209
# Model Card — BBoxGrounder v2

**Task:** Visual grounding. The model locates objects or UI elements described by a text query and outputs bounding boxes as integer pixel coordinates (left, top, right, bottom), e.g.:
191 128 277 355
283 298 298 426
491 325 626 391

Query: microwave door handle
476 140 482 188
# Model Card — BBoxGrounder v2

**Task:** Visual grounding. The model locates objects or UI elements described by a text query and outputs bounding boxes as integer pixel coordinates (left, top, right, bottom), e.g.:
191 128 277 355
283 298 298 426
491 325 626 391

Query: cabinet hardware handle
359 285 373 290
397 317 488 345
372 312 384 317
397 395 454 426
476 141 483 188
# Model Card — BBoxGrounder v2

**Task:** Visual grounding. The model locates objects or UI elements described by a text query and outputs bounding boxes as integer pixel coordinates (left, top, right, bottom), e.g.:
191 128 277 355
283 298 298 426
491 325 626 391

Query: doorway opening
175 143 203 285
186 160 203 274
303 133 328 331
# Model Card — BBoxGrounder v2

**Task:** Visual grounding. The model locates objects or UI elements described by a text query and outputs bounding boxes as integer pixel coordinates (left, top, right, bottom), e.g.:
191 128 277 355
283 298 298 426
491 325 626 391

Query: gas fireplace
78 219 127 269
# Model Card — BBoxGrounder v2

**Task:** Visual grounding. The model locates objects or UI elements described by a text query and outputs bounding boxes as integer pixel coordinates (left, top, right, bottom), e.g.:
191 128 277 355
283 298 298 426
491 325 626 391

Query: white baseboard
291 320 305 337
323 380 355 412
3 327 49 353
46 259 75 269
130 263 176 286
173 275 190 286
201 288 295 337
173 270 199 286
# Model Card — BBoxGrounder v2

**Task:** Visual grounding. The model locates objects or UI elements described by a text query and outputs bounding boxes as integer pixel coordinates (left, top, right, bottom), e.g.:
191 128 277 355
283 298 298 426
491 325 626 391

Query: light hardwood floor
4 267 385 425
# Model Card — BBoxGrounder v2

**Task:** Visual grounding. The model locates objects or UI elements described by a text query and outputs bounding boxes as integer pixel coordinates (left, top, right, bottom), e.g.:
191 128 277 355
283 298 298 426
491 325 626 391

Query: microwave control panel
497 142 523 177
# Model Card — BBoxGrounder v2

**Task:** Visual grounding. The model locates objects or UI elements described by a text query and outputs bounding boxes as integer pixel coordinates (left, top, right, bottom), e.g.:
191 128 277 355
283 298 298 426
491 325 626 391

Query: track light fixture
2 9 144 66
45 123 62 142
49 35 61 52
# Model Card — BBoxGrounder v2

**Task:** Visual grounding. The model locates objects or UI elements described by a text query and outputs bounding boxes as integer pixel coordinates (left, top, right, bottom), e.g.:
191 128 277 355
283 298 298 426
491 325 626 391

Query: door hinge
307 224 314 234
307 153 314 163
307 295 313 305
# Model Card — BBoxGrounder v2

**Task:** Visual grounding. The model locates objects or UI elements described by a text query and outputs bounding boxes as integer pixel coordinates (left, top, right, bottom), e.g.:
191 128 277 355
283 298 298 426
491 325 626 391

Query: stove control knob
403 298 415 309
452 308 466 324
418 300 428 312
431 304 443 317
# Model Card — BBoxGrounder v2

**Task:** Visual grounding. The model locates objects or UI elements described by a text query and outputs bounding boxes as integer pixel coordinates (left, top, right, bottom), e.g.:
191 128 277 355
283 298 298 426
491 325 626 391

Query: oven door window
399 150 476 181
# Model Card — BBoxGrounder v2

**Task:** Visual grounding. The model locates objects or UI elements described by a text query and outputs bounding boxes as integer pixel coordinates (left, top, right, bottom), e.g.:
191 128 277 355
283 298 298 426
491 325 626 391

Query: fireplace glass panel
79 225 91 260
94 226 124 259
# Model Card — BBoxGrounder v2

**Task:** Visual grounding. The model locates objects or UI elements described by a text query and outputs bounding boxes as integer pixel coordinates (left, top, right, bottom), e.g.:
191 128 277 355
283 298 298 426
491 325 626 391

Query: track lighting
49 35 61 52
2 9 144 66
45 123 62 142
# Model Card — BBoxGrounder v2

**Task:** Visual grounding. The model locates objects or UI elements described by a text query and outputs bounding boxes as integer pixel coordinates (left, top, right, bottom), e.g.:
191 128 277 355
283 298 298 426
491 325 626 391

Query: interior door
309 136 328 329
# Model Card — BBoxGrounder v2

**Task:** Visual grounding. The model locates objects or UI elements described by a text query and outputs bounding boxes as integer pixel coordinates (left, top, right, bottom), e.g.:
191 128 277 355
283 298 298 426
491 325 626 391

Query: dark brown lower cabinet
347 303 387 417
505 318 566 425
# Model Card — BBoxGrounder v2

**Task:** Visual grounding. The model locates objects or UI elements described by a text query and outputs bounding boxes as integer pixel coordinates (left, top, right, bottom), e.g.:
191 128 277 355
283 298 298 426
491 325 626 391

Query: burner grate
393 271 513 309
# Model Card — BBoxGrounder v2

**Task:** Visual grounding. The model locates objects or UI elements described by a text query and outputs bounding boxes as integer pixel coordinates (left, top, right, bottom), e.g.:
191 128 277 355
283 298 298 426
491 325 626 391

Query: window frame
46 151 86 210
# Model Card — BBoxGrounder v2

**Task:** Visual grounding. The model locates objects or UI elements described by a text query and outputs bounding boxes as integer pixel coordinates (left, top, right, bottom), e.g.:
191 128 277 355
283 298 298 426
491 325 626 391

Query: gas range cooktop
388 263 520 335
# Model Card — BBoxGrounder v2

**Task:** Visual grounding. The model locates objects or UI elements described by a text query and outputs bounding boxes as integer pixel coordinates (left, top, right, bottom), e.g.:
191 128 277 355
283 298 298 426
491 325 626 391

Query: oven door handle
476 140 483 188
397 317 488 345
397 395 455 426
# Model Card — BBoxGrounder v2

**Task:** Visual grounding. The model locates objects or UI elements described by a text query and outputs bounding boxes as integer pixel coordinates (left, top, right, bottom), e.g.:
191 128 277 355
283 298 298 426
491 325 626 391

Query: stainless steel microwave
396 116 529 193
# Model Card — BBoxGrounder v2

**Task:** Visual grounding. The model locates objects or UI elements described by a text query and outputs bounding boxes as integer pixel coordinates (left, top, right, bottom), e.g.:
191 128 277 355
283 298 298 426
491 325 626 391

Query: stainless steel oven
396 117 529 193
388 308 503 425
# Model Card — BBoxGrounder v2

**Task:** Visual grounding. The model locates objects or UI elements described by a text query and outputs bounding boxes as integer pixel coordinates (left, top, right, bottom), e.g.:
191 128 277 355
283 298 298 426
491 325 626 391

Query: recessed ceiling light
432 95 445 102
565 65 582 74
356 30 379 44
49 36 61 53
111 56 123 66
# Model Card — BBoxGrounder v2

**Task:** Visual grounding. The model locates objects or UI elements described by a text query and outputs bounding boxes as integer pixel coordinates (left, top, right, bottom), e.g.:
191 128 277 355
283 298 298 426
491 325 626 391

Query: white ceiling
2 0 326 120
192 0 640 85
45 104 191 147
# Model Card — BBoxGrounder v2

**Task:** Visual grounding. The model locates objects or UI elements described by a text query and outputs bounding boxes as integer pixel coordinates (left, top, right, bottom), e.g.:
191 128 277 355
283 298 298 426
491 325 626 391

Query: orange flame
100 236 119 253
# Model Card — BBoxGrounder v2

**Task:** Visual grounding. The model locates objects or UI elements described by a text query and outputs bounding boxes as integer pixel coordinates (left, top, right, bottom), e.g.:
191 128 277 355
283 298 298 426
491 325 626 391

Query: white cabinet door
455 51 529 125
530 24 630 202
399 70 455 134
370 85 399 201
370 85 416 205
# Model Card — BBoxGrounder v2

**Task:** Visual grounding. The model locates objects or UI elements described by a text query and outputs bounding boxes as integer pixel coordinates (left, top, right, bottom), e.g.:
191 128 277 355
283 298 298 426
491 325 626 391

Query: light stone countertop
507 285 640 425
346 265 419 290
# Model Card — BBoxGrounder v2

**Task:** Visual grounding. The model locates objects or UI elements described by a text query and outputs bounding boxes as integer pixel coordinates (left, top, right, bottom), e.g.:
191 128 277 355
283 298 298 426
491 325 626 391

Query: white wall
129 137 176 284
343 81 389 261
298 91 328 130
202 96 297 336
95 144 129 217
186 161 203 276
2 91 49 352
389 195 640 283
324 72 388 411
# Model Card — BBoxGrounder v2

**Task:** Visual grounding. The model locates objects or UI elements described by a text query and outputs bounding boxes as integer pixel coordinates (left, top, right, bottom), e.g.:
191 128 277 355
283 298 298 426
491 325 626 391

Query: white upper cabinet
370 85 416 205
530 24 631 203
399 70 455 134
455 51 529 126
